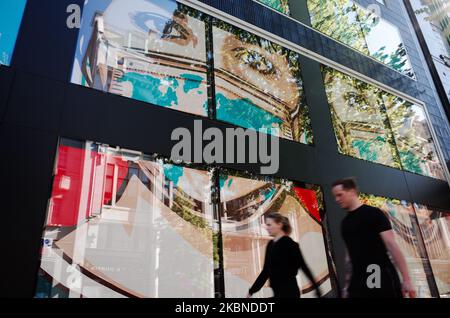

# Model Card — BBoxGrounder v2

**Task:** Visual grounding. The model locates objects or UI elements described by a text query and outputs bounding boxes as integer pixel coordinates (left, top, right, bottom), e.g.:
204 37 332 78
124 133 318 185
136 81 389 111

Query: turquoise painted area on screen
117 72 179 107
163 164 184 186
352 140 379 162
0 0 27 66
117 72 207 114
399 151 423 175
263 187 276 200
180 73 203 94
216 92 283 135
219 175 234 189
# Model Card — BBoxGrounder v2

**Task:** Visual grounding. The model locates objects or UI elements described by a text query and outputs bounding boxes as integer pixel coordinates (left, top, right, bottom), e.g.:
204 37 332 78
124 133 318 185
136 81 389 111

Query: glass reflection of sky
307 0 414 77
364 18 401 58
358 7 414 77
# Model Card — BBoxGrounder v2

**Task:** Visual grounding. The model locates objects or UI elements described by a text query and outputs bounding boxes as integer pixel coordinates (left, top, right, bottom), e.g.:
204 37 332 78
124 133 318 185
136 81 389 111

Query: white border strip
178 0 450 186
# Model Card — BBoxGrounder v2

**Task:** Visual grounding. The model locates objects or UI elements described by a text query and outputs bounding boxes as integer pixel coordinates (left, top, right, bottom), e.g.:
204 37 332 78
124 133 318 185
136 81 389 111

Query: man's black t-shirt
342 204 393 273
342 204 402 297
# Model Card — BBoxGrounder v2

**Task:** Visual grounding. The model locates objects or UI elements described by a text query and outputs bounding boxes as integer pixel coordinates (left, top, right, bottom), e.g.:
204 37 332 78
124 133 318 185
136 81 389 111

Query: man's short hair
332 178 359 192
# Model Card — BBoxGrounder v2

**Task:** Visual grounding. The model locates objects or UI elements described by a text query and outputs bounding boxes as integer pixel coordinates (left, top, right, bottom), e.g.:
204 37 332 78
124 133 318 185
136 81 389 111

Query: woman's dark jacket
249 236 320 298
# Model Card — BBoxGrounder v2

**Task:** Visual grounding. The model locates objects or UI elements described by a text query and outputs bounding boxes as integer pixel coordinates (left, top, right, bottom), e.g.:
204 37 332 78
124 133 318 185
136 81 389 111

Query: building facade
0 0 449 298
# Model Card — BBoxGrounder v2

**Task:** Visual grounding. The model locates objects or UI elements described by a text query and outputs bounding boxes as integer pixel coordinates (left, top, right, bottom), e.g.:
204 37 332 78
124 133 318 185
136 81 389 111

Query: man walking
331 178 416 298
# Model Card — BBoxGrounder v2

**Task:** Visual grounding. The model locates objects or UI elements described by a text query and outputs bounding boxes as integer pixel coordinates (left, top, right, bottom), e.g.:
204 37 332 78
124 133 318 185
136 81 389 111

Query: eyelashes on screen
232 47 277 76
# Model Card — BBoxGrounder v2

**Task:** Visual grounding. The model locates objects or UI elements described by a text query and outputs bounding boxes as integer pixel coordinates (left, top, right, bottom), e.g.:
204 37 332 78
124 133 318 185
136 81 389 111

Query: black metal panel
0 123 58 297
0 66 15 123
288 0 311 26
4 70 66 133
405 173 450 209
12 0 84 82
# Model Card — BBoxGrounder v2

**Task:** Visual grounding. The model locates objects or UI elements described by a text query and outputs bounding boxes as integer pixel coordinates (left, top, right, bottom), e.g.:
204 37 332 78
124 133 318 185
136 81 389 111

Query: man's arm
380 230 416 298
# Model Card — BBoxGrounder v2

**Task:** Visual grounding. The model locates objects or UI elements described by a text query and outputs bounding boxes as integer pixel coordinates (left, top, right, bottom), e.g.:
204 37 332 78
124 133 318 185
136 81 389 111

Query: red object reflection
293 187 321 222
47 145 128 227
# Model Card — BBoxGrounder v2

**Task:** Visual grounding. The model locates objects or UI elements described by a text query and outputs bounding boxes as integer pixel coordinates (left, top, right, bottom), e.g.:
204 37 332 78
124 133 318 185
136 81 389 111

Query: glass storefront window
35 138 216 298
34 138 448 298
414 204 450 298
35 137 338 298
307 0 415 78
0 0 27 66
382 94 446 180
356 6 414 78
71 0 209 117
219 172 334 297
307 0 369 54
322 66 401 169
71 1 315 144
322 66 446 180
213 20 313 144
360 194 434 297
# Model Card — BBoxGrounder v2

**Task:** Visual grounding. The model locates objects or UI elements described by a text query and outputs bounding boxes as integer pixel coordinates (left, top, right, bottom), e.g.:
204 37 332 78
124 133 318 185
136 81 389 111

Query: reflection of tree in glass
357 7 414 77
372 43 414 78
382 94 438 175
257 0 291 15
309 0 414 78
359 193 401 210
322 67 401 168
308 0 371 53
178 3 208 22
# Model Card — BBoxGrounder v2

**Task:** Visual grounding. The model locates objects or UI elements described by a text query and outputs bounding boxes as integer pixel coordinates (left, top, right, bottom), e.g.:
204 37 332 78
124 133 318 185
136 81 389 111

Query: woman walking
247 212 322 298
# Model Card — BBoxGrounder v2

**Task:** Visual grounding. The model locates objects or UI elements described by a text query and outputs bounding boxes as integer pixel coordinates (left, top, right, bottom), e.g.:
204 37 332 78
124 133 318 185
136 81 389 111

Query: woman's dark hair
266 212 292 235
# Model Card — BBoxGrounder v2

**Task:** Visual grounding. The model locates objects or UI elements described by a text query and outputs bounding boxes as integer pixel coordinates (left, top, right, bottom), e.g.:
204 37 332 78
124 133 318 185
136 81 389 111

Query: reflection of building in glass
414 205 450 297
72 0 208 117
360 194 434 297
219 173 332 298
36 139 215 298
35 138 336 298
323 66 446 180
